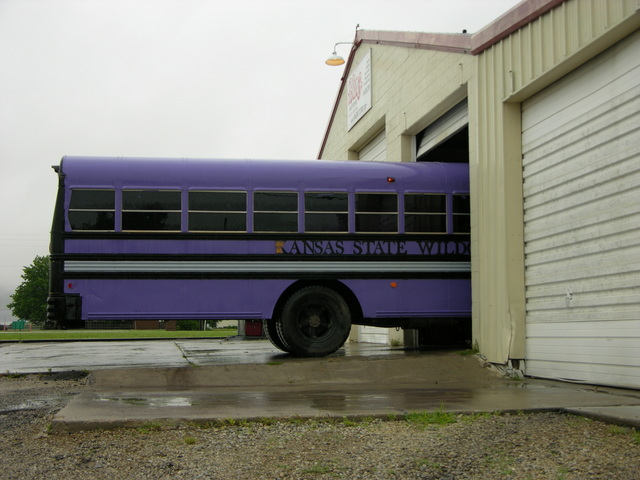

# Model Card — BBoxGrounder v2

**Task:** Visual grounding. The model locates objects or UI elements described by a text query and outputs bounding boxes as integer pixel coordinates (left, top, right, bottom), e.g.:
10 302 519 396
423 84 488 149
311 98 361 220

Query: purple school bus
47 156 470 356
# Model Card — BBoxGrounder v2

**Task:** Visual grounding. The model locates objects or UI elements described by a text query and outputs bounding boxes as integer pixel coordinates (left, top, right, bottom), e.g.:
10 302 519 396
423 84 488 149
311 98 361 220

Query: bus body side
48 157 470 355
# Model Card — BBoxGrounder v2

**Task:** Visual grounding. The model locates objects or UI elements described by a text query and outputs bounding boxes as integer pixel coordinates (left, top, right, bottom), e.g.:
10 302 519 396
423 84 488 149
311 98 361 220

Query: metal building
319 0 640 389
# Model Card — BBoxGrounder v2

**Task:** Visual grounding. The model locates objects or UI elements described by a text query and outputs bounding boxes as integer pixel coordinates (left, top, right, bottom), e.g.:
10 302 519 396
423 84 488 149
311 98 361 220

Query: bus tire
276 286 351 357
263 319 292 353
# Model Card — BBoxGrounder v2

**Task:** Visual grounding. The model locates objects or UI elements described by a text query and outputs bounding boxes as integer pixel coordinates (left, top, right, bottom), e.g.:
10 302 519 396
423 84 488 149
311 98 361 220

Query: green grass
405 407 458 426
0 328 238 342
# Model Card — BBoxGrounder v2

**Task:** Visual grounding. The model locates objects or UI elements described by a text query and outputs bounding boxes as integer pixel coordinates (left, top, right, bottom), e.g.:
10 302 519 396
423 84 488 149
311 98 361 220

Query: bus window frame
354 191 399 234
403 192 448 234
188 190 247 233
304 191 349 234
121 189 182 232
68 188 116 232
253 190 299 233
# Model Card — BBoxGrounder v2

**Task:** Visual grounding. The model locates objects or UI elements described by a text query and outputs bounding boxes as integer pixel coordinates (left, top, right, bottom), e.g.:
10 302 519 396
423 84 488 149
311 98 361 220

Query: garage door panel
521 41 640 132
526 288 640 312
524 163 640 233
525 225 640 268
524 202 640 249
527 306 640 324
526 271 639 302
523 85 640 191
525 248 640 290
523 118 640 206
527 345 640 369
522 68 640 151
522 30 640 388
527 319 640 334
526 360 640 388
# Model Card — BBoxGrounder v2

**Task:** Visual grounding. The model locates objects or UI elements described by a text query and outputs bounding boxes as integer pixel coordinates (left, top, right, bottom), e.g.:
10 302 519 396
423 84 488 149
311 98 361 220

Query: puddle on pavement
92 388 495 413
97 395 194 407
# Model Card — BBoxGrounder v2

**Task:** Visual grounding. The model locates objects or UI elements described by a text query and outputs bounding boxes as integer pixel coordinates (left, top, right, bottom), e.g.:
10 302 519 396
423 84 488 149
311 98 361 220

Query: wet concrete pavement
2 338 640 431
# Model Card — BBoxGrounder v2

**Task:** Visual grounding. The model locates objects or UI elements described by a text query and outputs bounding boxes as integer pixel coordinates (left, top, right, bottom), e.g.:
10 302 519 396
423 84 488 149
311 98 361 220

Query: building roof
318 0 566 158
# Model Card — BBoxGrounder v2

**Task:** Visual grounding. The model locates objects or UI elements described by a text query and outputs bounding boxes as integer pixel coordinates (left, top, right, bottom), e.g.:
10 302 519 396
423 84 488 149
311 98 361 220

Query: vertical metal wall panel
522 30 640 388
472 0 639 365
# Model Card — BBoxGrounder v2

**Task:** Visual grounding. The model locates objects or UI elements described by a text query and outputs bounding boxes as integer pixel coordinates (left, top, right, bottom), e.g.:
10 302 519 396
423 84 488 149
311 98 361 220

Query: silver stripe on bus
64 260 470 273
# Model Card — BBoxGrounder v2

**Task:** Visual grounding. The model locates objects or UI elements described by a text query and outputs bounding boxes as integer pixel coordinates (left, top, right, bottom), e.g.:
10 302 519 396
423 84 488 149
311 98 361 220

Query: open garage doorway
413 99 471 349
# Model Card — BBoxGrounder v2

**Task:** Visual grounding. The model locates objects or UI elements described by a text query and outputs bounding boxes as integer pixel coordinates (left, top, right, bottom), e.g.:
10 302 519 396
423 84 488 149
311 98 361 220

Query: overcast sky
0 0 519 323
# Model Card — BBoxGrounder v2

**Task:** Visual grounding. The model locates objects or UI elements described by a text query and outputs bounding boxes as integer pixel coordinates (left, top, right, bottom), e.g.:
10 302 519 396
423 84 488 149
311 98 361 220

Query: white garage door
359 325 390 344
521 31 640 389
359 130 386 162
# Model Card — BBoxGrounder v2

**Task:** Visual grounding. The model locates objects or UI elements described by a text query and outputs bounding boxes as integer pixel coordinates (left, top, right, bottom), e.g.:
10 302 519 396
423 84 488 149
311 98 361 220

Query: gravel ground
1 373 639 480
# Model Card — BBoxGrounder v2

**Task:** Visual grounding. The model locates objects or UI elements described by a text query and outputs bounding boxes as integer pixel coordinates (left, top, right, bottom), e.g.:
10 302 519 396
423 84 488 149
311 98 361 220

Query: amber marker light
390 282 398 288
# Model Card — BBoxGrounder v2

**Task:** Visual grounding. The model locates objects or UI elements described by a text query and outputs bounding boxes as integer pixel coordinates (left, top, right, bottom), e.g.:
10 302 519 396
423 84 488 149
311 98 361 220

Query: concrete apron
52 353 640 432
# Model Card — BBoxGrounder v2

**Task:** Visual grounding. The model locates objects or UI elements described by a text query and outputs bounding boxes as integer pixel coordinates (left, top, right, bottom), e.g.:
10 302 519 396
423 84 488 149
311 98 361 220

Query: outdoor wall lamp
325 42 353 66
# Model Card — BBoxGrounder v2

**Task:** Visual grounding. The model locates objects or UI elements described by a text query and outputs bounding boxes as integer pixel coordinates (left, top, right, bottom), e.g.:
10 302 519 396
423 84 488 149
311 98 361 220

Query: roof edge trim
357 30 472 54
470 0 566 54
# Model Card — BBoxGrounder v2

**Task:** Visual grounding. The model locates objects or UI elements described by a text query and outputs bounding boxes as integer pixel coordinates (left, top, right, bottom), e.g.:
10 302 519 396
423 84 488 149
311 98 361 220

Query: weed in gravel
482 450 515 476
258 416 278 425
342 417 358 427
405 407 457 426
610 425 640 445
415 458 443 471
460 411 496 423
136 422 163 434
288 416 305 425
301 461 336 475
609 425 628 435
183 436 197 445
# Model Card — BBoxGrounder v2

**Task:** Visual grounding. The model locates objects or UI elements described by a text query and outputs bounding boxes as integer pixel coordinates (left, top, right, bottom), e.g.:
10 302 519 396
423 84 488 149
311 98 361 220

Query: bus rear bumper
46 294 82 328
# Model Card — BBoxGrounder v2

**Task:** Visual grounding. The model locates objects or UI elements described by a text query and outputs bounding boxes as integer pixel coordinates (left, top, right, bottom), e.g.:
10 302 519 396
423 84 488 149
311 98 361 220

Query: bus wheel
263 319 292 353
277 286 351 357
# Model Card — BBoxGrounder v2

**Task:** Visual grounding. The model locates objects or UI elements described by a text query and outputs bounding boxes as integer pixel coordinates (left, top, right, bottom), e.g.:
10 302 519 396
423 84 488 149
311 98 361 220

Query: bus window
453 194 471 233
404 193 447 233
254 191 298 232
68 189 115 231
304 192 348 233
355 193 397 233
189 191 246 232
122 190 181 231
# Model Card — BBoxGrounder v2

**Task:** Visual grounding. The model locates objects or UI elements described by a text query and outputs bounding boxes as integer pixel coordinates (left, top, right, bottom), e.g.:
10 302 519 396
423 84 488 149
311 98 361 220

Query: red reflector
387 177 395 183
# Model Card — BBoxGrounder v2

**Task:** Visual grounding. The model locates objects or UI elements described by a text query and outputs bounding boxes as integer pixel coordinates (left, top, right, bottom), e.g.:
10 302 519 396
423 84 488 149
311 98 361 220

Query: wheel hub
308 314 322 328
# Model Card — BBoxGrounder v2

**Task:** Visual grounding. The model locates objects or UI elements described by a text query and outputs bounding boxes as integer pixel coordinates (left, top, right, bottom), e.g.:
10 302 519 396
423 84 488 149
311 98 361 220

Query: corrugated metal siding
522 30 640 388
472 0 639 363
503 0 640 99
